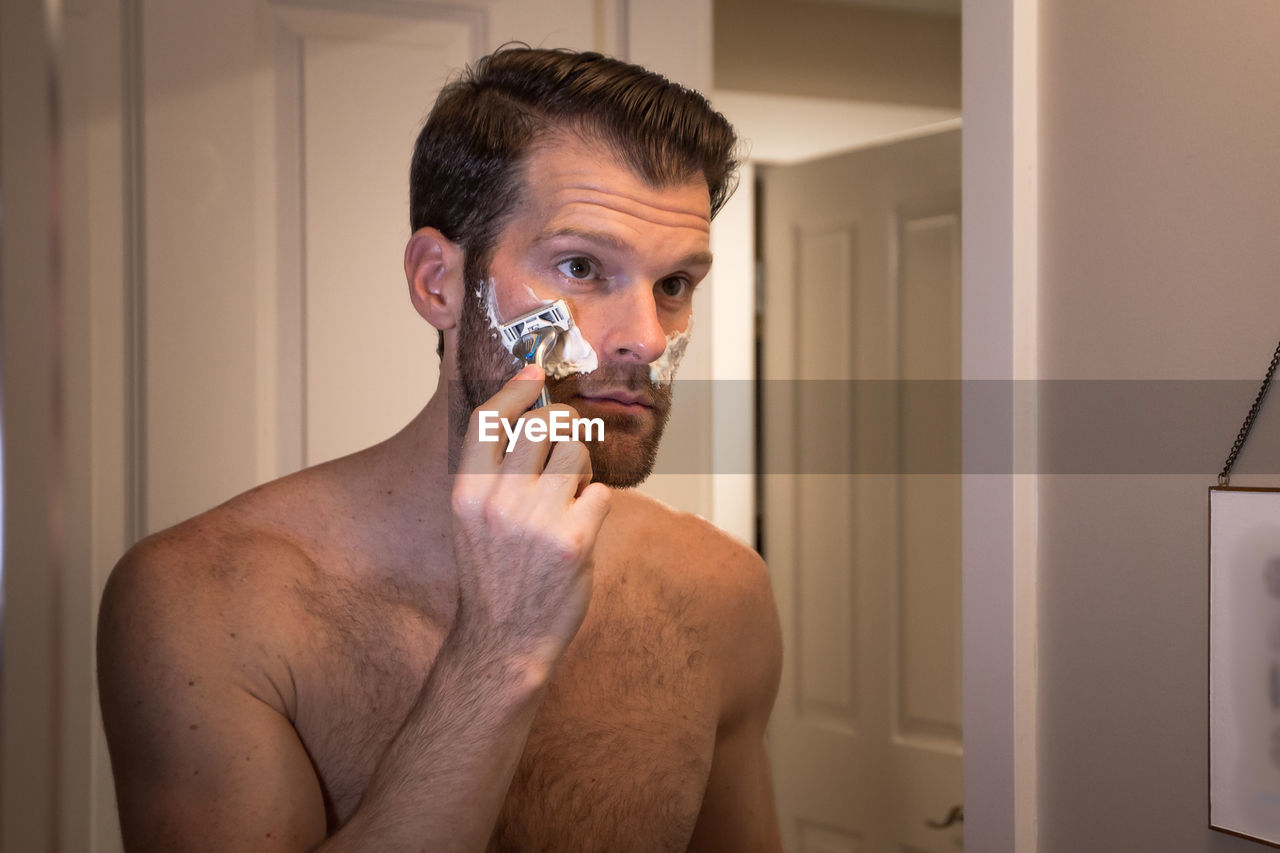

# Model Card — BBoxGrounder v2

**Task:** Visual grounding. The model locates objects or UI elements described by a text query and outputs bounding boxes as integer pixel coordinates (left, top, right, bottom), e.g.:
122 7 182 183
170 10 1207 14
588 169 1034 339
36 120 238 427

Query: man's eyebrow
534 226 714 267
534 226 626 250
677 250 715 269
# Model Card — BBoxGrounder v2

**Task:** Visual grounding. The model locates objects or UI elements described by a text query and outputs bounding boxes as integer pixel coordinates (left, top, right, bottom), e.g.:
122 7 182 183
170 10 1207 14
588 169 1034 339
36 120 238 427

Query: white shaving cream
484 283 600 377
480 280 510 352
544 324 598 378
648 316 692 386
482 280 503 332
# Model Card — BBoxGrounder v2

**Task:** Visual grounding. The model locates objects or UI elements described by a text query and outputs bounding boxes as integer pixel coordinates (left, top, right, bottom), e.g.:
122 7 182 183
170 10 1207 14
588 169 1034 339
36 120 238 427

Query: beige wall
713 0 959 107
1039 1 1280 851
1 0 62 849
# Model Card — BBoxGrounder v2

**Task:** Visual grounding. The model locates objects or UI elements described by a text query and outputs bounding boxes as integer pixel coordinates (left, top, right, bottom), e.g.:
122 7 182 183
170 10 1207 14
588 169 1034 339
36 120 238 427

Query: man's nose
600 286 669 364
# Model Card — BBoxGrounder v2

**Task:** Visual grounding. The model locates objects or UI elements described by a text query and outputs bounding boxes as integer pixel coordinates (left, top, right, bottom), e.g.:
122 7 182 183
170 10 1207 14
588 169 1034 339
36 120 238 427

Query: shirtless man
98 47 783 852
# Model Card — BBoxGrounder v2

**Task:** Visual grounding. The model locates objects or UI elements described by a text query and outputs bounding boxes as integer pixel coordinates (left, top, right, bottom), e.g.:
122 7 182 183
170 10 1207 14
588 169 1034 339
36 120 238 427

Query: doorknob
926 804 964 829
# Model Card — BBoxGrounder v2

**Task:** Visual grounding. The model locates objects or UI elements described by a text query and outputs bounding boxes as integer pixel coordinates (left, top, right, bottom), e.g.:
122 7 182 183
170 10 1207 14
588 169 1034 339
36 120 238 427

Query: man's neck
345 383 461 580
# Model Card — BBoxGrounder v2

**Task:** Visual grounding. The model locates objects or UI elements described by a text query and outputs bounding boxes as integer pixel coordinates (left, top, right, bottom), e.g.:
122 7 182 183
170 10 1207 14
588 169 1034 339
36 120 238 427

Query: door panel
279 8 474 467
762 128 962 853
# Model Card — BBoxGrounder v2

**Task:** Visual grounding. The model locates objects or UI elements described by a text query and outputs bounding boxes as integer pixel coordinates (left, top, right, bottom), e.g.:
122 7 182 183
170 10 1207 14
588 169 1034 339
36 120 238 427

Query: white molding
1010 2 1039 852
961 0 1039 851
708 162 755 544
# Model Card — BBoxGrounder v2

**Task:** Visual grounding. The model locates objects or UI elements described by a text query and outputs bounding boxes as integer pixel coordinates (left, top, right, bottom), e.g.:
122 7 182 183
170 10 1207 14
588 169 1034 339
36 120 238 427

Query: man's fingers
501 404 584 473
485 363 545 420
572 482 612 531
458 364 545 474
540 436 594 495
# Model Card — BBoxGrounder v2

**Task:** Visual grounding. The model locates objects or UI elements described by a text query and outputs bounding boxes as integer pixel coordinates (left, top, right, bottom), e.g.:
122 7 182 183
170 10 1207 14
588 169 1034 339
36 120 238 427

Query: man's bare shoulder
98 482 340 848
605 490 781 721
103 452 377 612
101 492 318 705
100 458 384 711
608 489 770 596
108 471 326 600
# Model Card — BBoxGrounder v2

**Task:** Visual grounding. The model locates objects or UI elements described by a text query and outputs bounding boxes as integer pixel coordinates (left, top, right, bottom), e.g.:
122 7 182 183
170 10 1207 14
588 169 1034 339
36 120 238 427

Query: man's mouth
571 390 655 411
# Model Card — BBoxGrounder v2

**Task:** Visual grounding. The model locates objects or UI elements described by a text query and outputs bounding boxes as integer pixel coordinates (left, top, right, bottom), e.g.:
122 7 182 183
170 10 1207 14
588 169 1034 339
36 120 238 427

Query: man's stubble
451 274 674 488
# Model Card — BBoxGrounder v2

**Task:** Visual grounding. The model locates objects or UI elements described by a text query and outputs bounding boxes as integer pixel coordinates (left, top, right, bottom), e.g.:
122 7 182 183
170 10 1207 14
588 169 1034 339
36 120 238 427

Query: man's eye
557 257 595 280
659 277 689 298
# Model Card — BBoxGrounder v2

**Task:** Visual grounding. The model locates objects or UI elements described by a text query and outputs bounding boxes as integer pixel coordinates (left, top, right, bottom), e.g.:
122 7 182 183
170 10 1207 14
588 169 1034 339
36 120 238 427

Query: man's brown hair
408 46 740 356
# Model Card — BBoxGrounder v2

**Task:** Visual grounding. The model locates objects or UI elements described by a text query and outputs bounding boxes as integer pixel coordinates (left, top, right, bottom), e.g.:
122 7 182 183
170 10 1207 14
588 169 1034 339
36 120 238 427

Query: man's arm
99 365 611 851
687 545 784 853
98 540 554 853
98 541 331 852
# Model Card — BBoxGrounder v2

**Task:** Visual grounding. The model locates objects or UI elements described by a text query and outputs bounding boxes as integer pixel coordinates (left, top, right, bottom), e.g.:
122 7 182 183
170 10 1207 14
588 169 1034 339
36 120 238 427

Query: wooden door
762 127 963 853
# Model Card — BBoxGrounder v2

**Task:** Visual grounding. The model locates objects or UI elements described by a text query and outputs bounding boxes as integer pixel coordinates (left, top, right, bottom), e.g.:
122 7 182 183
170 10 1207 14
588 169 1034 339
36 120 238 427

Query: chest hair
289 569 720 846
489 578 719 852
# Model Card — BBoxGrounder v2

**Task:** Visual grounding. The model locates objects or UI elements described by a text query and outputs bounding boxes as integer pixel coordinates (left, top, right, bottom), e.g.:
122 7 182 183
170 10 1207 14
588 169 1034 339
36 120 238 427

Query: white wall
712 90 959 165
1038 2 1280 851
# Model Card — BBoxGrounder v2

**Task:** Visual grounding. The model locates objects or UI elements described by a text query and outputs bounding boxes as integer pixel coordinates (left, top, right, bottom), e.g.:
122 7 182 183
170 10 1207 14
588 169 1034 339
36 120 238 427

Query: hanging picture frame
1210 486 1280 847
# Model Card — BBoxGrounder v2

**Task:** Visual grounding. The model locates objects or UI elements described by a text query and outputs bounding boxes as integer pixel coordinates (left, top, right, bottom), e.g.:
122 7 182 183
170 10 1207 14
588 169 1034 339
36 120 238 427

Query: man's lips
571 391 654 410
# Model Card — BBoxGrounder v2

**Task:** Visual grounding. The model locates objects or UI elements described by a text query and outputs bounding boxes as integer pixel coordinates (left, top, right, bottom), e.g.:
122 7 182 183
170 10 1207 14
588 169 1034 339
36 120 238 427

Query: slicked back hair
409 46 740 357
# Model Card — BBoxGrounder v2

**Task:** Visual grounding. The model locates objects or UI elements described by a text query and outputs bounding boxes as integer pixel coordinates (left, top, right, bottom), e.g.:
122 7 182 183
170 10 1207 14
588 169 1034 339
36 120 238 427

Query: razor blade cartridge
498 300 572 350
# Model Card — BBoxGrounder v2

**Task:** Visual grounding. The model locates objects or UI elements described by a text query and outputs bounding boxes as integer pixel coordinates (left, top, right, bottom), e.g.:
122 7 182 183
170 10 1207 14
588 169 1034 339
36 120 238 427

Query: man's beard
451 275 674 488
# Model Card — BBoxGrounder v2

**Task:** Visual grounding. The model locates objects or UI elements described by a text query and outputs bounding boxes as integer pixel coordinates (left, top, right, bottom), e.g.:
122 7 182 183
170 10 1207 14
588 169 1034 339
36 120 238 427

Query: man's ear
405 227 466 331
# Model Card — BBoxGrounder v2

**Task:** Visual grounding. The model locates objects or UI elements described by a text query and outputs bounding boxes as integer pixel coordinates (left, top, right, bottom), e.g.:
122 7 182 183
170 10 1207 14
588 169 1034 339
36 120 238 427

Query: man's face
455 133 713 487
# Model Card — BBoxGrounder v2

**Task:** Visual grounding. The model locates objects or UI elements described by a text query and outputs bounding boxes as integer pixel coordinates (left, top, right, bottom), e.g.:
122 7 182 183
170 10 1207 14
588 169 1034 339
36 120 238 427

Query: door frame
960 1 1040 851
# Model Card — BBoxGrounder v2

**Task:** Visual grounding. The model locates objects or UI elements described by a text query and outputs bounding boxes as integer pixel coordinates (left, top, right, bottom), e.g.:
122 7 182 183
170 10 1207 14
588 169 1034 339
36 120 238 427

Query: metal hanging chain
1218 337 1280 486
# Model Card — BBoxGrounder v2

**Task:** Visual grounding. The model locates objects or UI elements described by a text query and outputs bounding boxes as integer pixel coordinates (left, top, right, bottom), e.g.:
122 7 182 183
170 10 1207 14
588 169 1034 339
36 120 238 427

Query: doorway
711 3 963 847
757 129 962 852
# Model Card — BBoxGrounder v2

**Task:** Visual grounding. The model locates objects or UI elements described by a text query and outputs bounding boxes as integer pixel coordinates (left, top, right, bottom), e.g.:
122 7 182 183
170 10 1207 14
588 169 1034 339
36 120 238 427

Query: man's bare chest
289 575 721 848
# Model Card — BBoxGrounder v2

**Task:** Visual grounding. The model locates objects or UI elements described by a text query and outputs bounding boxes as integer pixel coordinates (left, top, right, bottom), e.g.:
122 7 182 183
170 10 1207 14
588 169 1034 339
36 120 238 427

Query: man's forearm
318 619 547 852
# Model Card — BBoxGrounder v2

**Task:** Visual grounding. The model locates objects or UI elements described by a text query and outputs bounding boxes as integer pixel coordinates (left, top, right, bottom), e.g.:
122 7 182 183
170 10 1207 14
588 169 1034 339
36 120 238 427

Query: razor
498 300 572 408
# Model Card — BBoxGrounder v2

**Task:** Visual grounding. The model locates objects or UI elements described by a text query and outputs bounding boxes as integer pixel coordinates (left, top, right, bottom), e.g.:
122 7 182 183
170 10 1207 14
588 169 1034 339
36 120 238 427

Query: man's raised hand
450 364 611 685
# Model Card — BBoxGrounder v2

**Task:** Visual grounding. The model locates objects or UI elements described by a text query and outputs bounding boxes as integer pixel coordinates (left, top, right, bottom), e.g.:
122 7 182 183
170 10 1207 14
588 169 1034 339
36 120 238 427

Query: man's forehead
518 134 713 227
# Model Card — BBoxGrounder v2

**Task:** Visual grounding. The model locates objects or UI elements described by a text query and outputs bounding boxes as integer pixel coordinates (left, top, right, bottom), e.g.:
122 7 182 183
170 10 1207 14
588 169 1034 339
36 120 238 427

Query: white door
762 128 963 853
47 1 713 849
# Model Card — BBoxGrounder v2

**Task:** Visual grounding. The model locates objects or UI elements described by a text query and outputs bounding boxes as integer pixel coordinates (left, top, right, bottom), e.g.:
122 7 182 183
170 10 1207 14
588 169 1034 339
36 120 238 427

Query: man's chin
575 416 663 488
550 387 668 488
586 439 658 488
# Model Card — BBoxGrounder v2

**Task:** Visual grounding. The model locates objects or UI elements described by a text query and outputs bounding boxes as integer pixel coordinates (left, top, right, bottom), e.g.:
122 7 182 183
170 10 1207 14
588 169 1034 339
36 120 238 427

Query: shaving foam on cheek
543 324 597 379
648 316 693 386
485 283 599 377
